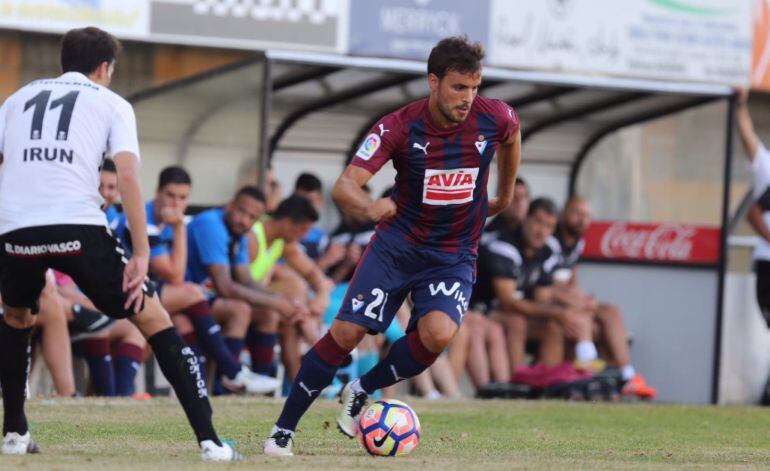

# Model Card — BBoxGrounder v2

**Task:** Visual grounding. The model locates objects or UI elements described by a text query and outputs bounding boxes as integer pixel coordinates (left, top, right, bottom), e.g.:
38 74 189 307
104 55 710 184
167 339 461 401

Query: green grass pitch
3 397 770 470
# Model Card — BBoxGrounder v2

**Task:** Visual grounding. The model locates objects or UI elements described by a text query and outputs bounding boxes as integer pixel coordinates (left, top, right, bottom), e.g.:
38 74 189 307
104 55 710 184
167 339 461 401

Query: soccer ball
358 399 421 457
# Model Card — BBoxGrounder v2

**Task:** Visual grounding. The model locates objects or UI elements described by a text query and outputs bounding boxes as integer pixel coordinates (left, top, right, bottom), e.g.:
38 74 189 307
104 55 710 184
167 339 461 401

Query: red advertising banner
583 221 721 265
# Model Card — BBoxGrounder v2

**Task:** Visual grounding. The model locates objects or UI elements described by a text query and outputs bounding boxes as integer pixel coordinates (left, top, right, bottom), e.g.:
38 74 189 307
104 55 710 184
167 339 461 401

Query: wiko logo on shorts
5 240 82 257
422 168 479 205
429 281 470 318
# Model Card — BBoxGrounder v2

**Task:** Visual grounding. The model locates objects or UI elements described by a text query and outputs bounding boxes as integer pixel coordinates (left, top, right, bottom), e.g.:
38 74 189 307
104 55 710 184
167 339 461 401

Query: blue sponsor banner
348 0 490 60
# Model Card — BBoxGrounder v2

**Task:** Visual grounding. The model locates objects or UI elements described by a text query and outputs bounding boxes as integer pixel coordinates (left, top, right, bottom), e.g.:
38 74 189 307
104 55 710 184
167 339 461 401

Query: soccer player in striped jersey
264 36 521 456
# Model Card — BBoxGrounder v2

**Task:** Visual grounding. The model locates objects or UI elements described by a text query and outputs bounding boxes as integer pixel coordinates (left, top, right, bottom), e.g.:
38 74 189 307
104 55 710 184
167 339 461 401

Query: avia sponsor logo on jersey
355 133 382 161
4 240 82 257
23 147 74 164
422 167 479 206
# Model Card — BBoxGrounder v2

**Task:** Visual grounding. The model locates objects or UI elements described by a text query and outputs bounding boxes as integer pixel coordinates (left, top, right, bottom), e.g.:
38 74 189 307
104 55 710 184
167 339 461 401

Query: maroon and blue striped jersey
351 95 519 255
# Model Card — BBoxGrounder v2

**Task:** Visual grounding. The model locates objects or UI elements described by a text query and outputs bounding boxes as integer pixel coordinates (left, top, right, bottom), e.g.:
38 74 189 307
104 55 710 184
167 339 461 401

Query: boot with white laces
336 379 368 438
263 426 294 457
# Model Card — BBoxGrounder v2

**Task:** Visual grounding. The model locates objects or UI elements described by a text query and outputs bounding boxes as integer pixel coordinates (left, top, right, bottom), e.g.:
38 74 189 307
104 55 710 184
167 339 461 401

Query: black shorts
0 224 155 318
756 260 770 328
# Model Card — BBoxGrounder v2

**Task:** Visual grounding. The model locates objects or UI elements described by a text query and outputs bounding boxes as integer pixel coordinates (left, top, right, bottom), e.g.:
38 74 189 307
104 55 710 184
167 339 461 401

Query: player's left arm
283 242 332 315
108 99 149 311
488 130 522 217
114 152 149 311
748 202 770 242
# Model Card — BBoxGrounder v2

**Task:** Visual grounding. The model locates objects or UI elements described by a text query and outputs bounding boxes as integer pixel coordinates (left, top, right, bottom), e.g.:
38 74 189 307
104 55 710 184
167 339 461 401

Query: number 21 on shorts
364 288 388 322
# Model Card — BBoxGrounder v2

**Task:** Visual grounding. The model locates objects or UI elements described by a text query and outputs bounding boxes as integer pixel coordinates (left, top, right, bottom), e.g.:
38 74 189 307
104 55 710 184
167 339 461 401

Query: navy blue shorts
336 231 474 334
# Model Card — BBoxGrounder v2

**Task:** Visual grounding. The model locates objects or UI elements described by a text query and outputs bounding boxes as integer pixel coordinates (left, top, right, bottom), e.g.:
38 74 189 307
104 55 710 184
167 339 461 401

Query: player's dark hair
295 173 322 193
235 185 266 204
515 177 529 191
528 197 558 217
158 166 192 189
427 36 485 79
273 195 319 223
60 27 122 75
100 157 116 173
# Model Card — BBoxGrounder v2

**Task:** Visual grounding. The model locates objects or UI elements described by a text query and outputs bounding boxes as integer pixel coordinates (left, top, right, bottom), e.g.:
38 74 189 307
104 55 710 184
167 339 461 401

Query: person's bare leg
537 320 565 366
211 298 250 339
109 318 147 350
411 369 437 397
279 321 301 381
465 312 491 387
447 317 470 379
428 354 460 398
485 319 511 382
493 312 528 369
595 304 630 367
37 279 75 396
172 313 194 336
271 271 311 379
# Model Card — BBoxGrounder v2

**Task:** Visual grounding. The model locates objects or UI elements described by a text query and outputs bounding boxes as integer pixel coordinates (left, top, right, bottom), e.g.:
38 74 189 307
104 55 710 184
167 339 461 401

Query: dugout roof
127 50 732 198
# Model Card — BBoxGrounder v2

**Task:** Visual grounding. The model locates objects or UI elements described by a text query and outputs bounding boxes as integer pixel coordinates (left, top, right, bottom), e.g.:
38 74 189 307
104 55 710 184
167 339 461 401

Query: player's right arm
736 88 760 161
332 165 395 222
333 116 402 222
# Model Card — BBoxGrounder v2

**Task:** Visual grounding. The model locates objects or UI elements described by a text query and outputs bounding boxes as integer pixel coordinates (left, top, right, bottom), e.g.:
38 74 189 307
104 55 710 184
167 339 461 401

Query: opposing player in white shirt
0 27 240 461
737 88 770 328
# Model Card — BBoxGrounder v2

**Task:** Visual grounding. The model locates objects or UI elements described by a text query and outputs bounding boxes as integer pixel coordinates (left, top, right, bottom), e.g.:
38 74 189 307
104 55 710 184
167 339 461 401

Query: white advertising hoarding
0 0 149 38
489 0 752 84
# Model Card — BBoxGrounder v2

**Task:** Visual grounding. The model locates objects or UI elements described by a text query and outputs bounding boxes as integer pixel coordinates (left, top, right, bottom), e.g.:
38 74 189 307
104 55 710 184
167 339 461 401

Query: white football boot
2 432 40 455
221 366 280 394
263 427 294 457
200 440 243 461
336 379 369 438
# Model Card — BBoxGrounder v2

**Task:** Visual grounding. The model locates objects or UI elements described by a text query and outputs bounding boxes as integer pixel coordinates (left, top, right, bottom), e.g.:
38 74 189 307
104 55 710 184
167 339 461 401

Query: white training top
0 71 139 235
752 144 770 262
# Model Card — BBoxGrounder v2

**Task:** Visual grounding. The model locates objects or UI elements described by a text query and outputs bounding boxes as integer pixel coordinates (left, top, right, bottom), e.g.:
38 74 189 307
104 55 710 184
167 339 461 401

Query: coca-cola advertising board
583 221 721 265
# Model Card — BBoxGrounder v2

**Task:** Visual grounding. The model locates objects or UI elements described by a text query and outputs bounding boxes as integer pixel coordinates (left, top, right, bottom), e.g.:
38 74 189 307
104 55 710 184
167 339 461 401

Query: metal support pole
258 58 273 190
711 94 736 404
